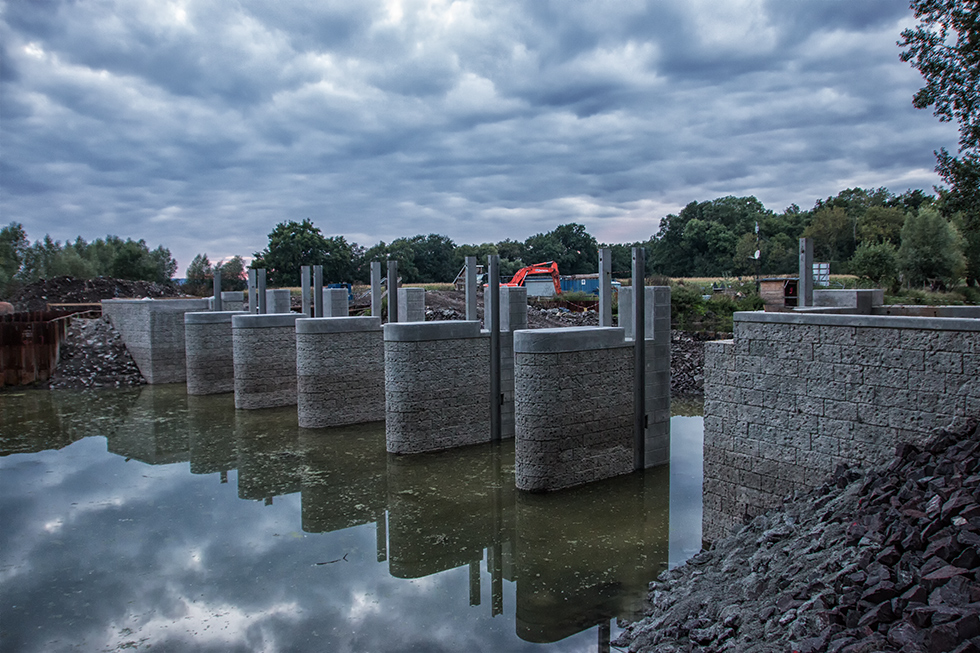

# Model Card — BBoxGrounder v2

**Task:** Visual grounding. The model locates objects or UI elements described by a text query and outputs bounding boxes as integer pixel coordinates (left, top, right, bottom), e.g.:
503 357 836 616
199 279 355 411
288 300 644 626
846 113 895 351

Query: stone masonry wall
514 328 634 492
296 317 384 428
232 314 302 410
703 311 980 542
184 312 245 395
384 321 490 454
103 299 209 384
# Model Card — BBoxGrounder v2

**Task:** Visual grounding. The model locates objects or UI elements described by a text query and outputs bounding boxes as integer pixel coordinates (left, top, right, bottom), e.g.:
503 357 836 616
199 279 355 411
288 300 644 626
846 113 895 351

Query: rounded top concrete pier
383 320 483 342
185 311 248 325
296 316 382 334
232 313 302 329
514 326 626 353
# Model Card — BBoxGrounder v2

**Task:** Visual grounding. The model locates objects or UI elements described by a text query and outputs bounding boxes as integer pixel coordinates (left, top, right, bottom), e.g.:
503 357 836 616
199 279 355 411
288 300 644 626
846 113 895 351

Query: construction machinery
502 261 562 296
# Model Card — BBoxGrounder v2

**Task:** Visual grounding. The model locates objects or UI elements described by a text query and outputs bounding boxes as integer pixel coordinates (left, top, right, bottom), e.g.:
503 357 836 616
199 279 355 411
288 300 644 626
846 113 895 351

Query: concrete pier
514 327 634 492
231 313 303 410
102 298 210 384
384 320 490 454
397 288 425 322
322 288 349 317
296 317 384 428
184 311 247 395
208 291 245 312
265 289 291 314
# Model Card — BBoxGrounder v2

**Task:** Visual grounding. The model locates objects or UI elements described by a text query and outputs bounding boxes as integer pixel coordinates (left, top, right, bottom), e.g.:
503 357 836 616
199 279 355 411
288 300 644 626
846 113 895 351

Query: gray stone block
232 312 302 409
184 311 248 395
397 288 425 322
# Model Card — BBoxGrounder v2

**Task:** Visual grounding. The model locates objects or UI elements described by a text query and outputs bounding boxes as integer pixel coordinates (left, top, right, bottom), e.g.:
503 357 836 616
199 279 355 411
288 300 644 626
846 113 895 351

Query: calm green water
0 386 703 653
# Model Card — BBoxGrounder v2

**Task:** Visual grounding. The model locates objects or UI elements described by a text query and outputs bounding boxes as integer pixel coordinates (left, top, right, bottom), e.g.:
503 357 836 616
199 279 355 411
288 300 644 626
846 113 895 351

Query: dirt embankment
5 276 185 312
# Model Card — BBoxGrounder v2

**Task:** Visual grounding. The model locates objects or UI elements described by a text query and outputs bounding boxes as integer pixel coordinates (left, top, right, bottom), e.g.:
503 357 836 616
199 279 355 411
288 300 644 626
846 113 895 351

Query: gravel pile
7 276 184 312
46 317 145 389
615 422 980 653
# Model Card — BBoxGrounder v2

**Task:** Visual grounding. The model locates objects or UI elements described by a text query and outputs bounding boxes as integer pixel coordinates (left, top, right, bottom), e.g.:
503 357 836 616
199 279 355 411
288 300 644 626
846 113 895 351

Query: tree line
216 184 973 291
0 224 177 295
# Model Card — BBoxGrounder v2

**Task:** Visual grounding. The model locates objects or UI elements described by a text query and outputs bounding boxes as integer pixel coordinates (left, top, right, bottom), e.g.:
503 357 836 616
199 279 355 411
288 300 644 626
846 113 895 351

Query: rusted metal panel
0 311 69 387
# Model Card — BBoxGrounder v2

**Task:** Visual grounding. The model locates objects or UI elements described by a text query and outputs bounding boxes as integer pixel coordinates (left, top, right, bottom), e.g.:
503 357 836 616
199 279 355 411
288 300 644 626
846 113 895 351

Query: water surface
0 387 703 653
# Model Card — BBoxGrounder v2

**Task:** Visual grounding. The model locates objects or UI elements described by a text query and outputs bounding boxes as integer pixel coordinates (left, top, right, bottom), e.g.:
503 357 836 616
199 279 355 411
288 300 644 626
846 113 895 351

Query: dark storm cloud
0 0 957 271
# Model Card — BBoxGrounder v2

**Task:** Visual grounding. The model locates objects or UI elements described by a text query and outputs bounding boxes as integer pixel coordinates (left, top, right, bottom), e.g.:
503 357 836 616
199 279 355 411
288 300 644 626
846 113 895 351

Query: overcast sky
0 0 959 273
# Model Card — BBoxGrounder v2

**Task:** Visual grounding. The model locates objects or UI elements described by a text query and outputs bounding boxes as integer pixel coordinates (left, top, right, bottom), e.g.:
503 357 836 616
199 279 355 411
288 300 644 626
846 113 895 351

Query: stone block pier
184 311 247 395
514 327 634 491
384 320 490 454
296 316 384 428
232 313 303 410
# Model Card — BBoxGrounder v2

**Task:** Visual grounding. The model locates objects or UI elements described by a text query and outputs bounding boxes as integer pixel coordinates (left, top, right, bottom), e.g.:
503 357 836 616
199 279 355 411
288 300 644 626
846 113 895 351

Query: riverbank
615 421 980 653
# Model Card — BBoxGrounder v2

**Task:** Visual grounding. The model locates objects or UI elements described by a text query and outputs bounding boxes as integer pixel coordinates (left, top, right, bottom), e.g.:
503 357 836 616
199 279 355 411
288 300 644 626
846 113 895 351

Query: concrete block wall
296 317 384 428
397 288 425 322
384 321 490 454
514 327 634 491
232 313 303 410
208 291 245 312
703 311 980 541
322 289 349 317
266 289 291 314
103 299 209 384
184 311 247 395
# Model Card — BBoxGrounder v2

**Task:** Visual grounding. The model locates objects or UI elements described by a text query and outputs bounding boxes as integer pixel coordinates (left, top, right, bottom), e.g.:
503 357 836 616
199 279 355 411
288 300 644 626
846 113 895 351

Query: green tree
253 219 354 286
215 255 248 291
803 206 853 264
0 222 29 294
897 207 966 286
857 206 907 245
524 223 598 275
409 234 457 282
185 254 212 295
850 242 899 286
900 0 980 284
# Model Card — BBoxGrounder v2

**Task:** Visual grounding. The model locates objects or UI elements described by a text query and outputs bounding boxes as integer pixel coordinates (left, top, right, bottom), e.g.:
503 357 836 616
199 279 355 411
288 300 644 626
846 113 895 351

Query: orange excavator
501 261 561 295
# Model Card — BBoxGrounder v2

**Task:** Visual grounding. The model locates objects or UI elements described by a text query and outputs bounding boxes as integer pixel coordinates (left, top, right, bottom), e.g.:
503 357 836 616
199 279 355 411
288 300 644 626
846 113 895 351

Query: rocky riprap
615 423 980 653
45 317 145 389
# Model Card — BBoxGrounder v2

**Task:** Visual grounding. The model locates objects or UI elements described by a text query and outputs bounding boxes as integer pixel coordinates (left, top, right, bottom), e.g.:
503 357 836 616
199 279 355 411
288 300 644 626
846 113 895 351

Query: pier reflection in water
0 386 703 652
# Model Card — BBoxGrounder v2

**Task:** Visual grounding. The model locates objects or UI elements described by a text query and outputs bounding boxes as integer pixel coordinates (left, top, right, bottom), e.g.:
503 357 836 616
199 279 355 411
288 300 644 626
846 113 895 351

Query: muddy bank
615 422 980 653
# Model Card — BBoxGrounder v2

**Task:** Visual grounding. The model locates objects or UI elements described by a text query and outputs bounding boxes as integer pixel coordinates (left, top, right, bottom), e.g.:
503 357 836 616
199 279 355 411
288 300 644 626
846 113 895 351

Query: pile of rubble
45 317 145 389
6 276 184 312
616 422 980 653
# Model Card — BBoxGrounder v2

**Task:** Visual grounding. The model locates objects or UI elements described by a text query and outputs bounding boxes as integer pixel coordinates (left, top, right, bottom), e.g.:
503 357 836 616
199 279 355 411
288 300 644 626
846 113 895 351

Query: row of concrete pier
103 251 671 493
